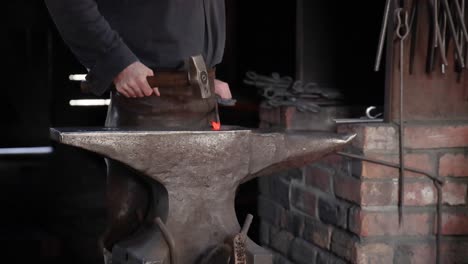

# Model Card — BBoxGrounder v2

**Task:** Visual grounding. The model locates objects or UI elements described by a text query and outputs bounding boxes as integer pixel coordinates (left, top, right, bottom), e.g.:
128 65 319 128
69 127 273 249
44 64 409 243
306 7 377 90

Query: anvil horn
246 131 356 181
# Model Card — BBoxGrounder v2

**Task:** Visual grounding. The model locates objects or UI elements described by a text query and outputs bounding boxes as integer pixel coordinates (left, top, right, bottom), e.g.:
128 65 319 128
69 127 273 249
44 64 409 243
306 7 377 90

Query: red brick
356 243 393 264
405 125 468 149
281 106 296 129
330 229 359 262
350 210 433 237
354 153 434 179
440 240 468 263
440 212 468 235
319 154 343 167
318 198 348 228
361 181 398 206
258 196 287 227
270 176 292 209
290 184 317 218
305 165 333 193
394 243 435 264
338 124 398 153
270 230 294 256
259 221 271 245
348 207 361 233
303 219 332 249
334 174 360 204
404 181 437 206
290 238 318 264
442 182 467 205
439 153 468 177
259 105 280 125
282 212 305 237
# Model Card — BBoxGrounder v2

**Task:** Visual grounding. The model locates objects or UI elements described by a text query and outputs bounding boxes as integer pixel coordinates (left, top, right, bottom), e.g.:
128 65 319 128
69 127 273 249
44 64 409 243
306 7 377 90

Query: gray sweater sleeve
44 0 138 95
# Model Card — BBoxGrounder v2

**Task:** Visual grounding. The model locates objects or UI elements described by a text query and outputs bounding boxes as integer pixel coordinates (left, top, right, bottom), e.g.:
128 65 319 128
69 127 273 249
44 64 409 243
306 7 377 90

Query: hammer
75 55 212 99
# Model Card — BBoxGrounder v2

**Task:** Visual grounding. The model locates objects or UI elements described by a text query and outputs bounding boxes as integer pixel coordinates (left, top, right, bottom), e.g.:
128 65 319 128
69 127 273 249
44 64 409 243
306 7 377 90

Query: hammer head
188 55 212 99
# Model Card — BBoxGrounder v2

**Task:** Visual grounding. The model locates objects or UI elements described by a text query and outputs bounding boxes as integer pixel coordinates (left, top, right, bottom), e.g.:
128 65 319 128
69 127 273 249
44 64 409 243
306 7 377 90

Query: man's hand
114 61 160 98
214 79 232 99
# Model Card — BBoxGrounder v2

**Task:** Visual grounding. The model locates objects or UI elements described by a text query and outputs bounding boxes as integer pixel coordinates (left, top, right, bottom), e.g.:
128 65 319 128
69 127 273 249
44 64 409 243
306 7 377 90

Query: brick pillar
258 105 354 264
257 105 468 263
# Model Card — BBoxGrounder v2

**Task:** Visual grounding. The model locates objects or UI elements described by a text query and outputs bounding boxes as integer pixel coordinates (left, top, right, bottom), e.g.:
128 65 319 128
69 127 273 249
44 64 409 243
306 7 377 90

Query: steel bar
436 16 450 66
374 0 393 71
435 0 439 47
436 183 442 264
336 151 444 185
395 8 410 225
441 0 466 67
432 0 450 69
409 0 420 74
427 0 437 72
456 0 466 82
453 0 468 43
441 2 450 72
465 0 468 68
333 118 384 124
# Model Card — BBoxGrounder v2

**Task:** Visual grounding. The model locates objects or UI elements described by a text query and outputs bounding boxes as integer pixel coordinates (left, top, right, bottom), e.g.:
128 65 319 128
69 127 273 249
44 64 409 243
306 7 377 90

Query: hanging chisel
409 0 420 74
441 0 465 68
426 0 437 73
374 0 393 71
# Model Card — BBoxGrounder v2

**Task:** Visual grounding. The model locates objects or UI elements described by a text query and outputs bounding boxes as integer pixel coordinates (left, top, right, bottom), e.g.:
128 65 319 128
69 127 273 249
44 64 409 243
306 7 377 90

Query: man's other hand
214 79 232 99
113 61 160 98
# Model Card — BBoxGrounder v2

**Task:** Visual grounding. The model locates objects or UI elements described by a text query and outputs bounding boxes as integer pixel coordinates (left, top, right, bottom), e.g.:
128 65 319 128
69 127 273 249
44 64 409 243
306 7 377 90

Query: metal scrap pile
243 71 343 112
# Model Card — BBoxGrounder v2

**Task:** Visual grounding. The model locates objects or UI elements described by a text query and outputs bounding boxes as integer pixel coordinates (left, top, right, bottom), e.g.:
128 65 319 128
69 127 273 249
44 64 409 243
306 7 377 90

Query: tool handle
146 74 190 88
240 214 253 236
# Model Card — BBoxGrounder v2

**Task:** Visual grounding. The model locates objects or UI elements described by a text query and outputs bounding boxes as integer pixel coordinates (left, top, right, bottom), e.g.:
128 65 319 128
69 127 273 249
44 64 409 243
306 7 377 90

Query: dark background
2 1 384 263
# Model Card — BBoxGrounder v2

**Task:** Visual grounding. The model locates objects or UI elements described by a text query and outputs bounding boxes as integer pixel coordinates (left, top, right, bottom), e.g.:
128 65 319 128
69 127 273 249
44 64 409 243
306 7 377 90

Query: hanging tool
427 0 437 73
465 0 468 70
428 0 450 73
436 0 449 70
441 0 465 68
395 7 410 226
434 0 439 49
453 0 468 43
374 0 393 72
409 0 420 74
366 106 383 119
454 0 467 80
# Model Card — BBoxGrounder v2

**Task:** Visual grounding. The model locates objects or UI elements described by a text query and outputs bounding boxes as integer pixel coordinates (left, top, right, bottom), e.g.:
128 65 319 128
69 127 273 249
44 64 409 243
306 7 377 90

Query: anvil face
51 127 355 264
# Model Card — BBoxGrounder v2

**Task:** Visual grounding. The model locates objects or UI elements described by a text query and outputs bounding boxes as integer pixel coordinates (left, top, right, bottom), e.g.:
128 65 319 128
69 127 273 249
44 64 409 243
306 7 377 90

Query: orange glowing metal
211 121 221 131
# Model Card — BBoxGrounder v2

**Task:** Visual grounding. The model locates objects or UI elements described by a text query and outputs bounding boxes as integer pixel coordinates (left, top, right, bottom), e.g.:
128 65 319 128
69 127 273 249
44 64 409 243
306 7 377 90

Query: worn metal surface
188 55 212 99
51 127 354 264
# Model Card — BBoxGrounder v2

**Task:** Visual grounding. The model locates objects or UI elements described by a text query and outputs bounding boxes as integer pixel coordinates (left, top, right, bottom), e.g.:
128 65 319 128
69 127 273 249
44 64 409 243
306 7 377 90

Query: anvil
50 127 355 264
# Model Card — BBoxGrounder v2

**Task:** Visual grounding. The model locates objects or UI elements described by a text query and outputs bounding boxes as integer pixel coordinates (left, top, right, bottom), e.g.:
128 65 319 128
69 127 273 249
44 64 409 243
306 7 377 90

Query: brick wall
257 105 468 263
